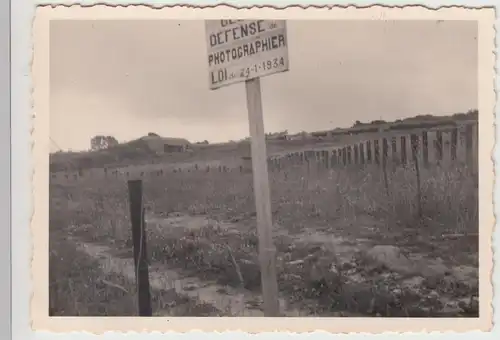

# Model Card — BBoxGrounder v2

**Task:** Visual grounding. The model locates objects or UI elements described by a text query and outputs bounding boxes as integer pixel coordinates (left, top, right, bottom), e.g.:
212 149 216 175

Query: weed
50 158 478 316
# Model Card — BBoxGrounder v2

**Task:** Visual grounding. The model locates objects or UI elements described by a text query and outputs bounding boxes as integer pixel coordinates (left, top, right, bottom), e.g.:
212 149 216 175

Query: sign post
205 19 289 316
244 77 280 316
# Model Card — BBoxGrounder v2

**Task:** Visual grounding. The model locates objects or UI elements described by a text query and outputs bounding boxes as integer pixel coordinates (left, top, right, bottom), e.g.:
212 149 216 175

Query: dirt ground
49 157 479 317
63 208 478 317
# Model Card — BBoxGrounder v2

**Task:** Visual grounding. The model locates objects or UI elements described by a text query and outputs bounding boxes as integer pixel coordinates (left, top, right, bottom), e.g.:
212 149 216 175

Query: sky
50 20 478 152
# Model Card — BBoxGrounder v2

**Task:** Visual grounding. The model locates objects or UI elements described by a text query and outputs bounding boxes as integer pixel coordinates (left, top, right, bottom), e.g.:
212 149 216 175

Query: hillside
49 110 478 172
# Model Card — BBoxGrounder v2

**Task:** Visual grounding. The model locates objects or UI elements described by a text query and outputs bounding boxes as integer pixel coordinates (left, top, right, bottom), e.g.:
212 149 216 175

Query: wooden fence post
366 140 372 164
127 179 152 316
354 144 359 165
374 140 380 165
358 143 364 165
410 134 422 218
451 127 458 162
382 138 389 196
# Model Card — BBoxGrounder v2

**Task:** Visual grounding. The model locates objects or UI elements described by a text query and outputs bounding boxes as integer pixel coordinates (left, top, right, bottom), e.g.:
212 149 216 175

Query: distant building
288 131 311 140
266 131 290 140
141 135 192 154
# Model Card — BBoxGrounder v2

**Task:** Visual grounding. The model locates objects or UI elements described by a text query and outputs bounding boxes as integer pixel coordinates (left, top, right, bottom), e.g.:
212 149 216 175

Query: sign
205 20 289 90
203 19 287 316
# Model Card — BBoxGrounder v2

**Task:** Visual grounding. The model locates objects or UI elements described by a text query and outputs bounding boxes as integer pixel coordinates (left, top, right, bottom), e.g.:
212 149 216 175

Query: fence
266 123 478 173
50 123 478 183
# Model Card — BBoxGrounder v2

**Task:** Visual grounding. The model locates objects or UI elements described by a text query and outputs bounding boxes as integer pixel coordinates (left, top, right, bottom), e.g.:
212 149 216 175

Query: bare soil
69 211 479 317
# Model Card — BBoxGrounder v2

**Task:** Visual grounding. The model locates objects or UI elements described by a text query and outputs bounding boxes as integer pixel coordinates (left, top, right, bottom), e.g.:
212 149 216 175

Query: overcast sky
50 20 477 152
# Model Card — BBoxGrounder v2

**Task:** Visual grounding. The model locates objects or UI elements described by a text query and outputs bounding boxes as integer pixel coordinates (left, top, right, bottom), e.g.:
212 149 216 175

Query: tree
90 135 119 151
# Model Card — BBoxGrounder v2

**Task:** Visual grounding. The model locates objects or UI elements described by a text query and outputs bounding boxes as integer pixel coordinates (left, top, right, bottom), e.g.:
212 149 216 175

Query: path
70 235 309 317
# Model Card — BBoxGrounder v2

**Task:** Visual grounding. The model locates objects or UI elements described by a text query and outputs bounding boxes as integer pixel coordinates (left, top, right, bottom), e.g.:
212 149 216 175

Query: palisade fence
50 123 478 183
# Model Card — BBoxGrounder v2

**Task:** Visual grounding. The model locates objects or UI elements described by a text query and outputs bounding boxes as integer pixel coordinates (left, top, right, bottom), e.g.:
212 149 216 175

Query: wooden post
359 142 365 165
244 78 280 316
405 134 413 165
426 131 437 165
450 127 458 162
435 130 444 163
457 125 467 163
421 131 429 168
382 137 389 196
353 144 359 165
442 130 452 166
465 123 474 169
374 139 380 165
472 123 478 175
410 135 422 218
127 179 152 316
366 140 372 164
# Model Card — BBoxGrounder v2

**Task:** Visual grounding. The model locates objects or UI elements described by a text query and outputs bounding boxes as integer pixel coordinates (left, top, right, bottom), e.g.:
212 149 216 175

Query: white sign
205 20 289 90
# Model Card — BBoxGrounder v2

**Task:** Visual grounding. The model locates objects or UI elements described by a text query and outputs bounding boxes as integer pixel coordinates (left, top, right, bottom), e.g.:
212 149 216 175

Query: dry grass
49 160 479 316
49 188 221 316
49 233 137 316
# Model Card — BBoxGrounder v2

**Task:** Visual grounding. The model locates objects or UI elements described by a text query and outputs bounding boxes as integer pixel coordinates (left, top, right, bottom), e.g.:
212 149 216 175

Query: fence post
451 127 458 162
366 140 372 164
347 146 352 165
442 130 452 166
465 124 474 169
127 179 152 316
435 130 443 163
331 149 337 167
410 134 423 218
359 142 365 165
421 131 429 168
382 138 389 196
472 123 478 175
353 144 359 165
374 140 380 165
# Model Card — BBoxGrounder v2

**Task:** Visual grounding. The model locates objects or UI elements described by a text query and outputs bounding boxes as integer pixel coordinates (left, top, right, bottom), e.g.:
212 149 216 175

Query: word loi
205 20 289 90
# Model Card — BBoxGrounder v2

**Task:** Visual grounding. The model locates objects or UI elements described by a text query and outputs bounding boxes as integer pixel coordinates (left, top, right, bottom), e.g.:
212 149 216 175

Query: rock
458 296 479 315
421 262 449 278
441 300 461 314
427 290 440 299
183 283 199 291
287 259 305 266
452 265 478 286
203 249 228 268
309 261 342 287
339 258 356 271
364 245 415 274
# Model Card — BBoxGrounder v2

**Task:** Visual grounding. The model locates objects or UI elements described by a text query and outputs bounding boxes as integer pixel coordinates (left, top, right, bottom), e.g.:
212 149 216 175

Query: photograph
32 4 494 334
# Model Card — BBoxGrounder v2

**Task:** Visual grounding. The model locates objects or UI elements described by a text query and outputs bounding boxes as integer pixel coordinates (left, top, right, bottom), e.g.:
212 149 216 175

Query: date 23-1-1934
210 56 287 86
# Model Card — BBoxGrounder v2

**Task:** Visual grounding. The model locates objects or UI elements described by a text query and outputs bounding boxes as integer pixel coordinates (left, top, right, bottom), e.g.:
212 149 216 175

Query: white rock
364 245 415 274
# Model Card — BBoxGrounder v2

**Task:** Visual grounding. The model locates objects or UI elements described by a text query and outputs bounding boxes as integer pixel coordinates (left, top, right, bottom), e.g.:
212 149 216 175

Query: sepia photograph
32 4 494 334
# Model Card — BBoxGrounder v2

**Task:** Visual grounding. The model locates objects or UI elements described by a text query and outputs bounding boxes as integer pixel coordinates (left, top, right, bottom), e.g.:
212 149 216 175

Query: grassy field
49 158 479 316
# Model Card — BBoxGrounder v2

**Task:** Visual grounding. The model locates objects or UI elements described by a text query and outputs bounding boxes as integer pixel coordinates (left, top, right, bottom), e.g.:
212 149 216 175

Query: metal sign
205 20 289 90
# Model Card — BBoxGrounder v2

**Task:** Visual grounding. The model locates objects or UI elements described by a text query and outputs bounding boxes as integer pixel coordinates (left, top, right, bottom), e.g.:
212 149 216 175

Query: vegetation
50 158 479 316
90 135 119 151
49 184 222 316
